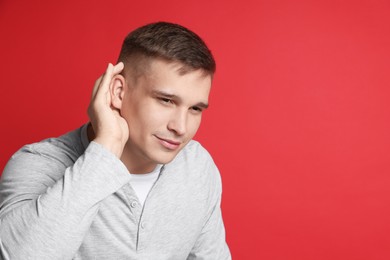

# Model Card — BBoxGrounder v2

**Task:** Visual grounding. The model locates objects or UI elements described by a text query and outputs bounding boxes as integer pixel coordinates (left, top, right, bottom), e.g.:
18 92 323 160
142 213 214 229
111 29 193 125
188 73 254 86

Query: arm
0 63 129 260
0 142 130 260
187 163 231 260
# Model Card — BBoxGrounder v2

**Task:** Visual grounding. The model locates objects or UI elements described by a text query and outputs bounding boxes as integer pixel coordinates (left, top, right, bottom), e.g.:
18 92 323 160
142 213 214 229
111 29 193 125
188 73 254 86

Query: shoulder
170 140 216 172
10 125 86 167
1 125 87 191
166 140 222 187
176 139 214 163
0 125 87 213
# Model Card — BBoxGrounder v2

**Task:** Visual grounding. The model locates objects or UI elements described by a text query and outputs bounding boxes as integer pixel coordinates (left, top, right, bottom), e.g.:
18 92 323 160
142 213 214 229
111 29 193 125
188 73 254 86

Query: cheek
187 116 202 137
130 102 171 131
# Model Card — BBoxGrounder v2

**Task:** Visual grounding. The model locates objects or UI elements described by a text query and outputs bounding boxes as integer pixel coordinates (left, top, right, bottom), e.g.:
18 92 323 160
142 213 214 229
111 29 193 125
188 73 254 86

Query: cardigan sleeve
0 141 131 260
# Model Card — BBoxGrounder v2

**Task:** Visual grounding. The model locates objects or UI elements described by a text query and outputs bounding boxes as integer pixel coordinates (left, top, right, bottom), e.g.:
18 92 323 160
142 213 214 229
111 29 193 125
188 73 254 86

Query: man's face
120 59 212 173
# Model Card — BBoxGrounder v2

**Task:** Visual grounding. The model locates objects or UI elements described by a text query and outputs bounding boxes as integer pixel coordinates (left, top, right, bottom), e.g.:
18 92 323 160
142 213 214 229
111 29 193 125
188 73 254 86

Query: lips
154 135 181 150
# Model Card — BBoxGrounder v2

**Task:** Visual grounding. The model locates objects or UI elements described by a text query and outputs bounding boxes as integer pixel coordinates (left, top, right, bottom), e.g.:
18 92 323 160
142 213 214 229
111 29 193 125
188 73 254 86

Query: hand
87 62 129 158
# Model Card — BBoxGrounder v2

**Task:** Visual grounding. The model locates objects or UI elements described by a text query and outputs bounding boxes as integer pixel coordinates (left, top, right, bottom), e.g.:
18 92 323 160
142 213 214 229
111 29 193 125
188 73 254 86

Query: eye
158 97 173 104
190 106 203 113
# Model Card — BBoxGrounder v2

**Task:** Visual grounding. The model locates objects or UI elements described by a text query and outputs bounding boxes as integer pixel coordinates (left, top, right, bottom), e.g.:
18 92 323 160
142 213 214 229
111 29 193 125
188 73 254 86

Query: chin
150 151 180 165
154 156 176 165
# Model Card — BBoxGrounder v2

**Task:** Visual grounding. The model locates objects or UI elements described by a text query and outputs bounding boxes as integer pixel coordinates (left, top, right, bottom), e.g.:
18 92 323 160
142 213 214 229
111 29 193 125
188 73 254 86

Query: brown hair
118 22 215 79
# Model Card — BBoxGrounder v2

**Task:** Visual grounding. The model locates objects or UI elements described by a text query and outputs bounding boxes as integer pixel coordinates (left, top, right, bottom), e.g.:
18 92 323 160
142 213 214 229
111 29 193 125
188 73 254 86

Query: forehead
139 59 212 103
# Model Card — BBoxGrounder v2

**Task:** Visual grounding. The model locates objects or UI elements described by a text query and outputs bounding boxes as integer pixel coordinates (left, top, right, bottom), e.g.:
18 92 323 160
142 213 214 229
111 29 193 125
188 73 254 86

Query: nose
167 109 187 136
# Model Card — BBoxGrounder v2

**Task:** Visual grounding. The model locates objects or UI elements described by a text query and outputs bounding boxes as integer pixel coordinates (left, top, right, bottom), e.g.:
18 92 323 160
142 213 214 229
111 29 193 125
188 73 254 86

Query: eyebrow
152 90 209 109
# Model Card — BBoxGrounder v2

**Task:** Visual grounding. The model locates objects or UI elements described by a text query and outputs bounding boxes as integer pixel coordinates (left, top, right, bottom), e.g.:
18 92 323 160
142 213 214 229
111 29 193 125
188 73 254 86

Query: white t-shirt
129 165 162 206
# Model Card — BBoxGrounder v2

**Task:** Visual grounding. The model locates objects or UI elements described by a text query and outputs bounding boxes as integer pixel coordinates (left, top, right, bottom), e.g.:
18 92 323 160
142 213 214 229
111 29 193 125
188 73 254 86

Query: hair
117 22 216 80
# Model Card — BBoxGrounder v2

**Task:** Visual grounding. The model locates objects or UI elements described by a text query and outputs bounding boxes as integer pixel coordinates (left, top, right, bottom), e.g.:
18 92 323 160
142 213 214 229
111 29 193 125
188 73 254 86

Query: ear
110 74 126 110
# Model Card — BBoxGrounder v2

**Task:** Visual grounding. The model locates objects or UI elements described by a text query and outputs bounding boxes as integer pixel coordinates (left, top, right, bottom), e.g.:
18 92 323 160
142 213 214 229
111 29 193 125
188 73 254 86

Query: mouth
154 135 182 150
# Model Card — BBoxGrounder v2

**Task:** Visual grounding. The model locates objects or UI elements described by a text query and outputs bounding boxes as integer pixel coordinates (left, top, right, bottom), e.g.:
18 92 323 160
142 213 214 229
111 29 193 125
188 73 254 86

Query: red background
1 0 390 259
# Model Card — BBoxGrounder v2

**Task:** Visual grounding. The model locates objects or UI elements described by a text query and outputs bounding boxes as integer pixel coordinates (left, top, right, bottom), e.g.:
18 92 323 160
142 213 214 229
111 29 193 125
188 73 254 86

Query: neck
120 145 157 174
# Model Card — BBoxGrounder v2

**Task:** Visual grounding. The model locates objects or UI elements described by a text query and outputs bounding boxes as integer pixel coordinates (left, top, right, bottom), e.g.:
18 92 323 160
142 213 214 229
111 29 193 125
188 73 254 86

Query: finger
112 62 124 75
94 63 115 99
91 64 112 100
91 75 103 99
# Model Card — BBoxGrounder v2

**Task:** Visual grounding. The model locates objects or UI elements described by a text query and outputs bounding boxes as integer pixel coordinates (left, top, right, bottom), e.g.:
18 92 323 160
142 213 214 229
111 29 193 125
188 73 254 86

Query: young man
0 22 231 259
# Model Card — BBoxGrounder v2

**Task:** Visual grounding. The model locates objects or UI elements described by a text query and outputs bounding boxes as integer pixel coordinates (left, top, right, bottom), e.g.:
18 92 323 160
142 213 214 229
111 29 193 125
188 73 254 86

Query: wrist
87 123 126 158
93 136 125 158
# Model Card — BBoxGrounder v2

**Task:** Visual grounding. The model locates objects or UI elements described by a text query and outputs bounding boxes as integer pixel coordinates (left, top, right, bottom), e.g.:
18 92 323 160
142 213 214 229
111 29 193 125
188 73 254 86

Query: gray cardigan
0 124 231 259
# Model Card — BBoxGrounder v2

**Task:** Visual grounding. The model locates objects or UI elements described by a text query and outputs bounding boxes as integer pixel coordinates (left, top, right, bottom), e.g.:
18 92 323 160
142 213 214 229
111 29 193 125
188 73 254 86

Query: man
0 22 231 259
